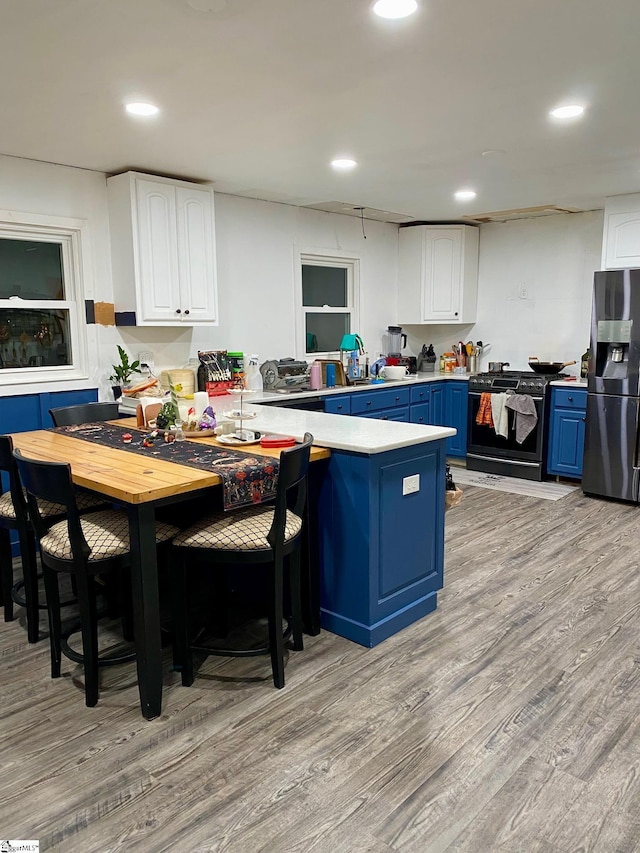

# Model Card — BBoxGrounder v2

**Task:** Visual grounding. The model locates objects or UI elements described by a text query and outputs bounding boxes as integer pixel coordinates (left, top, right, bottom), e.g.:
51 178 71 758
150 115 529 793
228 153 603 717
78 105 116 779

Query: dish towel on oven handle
476 392 494 427
505 393 538 443
490 392 509 438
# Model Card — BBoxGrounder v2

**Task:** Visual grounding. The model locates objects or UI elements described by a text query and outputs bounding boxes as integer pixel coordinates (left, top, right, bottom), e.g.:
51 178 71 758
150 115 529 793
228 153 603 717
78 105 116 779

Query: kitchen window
296 251 359 357
0 212 88 384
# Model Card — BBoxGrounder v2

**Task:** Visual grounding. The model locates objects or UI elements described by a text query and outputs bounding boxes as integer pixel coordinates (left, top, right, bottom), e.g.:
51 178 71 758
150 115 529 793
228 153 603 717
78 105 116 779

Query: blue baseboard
321 591 438 648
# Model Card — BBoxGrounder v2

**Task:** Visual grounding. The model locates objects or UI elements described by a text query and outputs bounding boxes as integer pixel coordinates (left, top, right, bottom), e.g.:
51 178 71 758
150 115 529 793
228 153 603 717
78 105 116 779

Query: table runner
51 423 279 511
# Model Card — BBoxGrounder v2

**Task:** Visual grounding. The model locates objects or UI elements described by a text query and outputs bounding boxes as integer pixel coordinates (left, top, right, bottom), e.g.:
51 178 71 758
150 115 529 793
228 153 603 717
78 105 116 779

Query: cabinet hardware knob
395 396 400 401
454 312 458 316
175 308 181 314
184 309 190 315
568 396 573 401
366 401 371 406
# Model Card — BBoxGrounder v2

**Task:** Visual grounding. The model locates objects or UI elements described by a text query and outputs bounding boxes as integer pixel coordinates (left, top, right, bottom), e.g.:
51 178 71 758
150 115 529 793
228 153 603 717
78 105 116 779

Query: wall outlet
138 350 154 371
519 284 528 299
403 474 420 495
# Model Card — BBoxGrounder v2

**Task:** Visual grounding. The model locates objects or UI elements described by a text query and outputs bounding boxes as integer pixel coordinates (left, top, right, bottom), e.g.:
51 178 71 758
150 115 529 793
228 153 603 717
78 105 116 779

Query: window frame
0 210 90 385
294 248 360 359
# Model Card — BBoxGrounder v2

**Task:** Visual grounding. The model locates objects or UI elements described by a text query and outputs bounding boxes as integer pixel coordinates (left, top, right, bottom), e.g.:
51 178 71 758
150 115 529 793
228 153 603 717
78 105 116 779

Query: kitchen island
245 405 455 647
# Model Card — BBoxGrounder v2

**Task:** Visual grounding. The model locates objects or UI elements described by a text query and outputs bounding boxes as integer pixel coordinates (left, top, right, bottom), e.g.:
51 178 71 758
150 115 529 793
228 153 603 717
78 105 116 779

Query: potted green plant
109 345 141 399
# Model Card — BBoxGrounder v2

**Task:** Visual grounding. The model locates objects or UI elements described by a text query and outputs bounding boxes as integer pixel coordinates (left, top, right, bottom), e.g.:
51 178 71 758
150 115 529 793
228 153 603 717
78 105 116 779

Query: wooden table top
10 421 330 505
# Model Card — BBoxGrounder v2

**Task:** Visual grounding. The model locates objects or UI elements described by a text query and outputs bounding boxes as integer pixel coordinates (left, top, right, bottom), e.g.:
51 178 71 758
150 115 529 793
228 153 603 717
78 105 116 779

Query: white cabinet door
136 179 181 322
423 228 462 321
398 225 478 325
176 186 217 323
603 211 640 269
108 171 218 326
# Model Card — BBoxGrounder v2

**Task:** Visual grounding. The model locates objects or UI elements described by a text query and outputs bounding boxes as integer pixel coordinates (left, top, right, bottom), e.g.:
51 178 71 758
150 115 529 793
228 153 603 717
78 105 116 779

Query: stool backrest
267 432 313 551
13 449 91 561
0 434 27 519
49 402 120 427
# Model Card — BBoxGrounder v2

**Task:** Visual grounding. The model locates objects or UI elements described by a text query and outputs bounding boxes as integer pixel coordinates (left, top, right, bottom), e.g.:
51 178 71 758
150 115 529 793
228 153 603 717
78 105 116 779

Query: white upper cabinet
602 194 640 269
398 225 479 324
107 172 217 326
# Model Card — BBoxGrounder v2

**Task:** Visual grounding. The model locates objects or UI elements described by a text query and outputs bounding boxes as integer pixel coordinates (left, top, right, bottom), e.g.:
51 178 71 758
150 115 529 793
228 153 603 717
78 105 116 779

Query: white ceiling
2 0 640 222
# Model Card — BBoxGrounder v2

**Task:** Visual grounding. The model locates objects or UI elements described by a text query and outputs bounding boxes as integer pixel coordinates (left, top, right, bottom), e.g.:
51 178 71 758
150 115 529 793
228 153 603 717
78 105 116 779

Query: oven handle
466 453 541 468
468 391 544 400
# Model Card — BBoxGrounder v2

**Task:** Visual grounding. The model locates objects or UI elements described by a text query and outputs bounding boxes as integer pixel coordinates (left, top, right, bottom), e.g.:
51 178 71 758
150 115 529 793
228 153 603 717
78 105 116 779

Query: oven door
467 391 545 462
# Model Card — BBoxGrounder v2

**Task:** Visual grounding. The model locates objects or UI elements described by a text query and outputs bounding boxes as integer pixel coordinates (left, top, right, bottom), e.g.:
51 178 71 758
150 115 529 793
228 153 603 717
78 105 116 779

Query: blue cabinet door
0 394 42 434
444 382 468 457
410 401 431 424
548 408 586 477
430 384 445 426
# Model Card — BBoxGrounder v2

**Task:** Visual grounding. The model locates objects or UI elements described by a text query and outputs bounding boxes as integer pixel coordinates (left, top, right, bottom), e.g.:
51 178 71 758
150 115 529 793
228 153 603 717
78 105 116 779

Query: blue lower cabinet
0 388 99 434
444 381 468 457
324 395 351 415
359 409 410 422
410 402 431 424
0 394 42 435
351 387 410 415
430 384 445 426
318 440 447 647
1 388 98 554
548 400 587 478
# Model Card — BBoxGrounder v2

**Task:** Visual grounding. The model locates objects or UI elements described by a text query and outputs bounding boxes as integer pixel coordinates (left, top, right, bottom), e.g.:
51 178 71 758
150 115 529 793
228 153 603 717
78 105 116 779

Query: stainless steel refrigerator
582 268 640 502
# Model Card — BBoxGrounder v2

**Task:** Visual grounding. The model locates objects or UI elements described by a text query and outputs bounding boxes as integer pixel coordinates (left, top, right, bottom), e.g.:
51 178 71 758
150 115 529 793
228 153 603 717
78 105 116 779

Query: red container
259 434 296 448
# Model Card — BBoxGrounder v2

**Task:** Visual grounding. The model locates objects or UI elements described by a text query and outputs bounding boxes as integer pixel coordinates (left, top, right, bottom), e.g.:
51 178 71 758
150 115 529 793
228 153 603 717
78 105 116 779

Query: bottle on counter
245 354 263 391
581 349 590 379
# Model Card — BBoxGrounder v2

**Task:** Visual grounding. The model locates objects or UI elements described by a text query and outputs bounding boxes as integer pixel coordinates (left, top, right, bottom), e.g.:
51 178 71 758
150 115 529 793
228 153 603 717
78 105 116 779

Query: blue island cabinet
318 437 447 647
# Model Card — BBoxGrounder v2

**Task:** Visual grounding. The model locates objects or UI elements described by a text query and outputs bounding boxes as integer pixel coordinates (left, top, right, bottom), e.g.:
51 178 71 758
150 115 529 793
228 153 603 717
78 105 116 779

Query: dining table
10 419 330 720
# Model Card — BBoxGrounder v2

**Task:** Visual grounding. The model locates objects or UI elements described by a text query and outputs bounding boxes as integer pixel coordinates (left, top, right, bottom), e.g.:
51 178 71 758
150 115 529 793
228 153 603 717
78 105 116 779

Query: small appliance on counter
386 325 407 357
398 355 417 374
259 357 310 391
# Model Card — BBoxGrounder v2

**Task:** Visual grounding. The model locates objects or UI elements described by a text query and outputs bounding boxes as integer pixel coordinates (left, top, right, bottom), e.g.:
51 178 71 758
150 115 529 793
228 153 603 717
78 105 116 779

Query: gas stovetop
469 370 567 394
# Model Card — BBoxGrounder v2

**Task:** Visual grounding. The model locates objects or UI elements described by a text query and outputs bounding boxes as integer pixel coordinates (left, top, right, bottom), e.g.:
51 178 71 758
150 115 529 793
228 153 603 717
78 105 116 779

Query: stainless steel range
467 370 566 481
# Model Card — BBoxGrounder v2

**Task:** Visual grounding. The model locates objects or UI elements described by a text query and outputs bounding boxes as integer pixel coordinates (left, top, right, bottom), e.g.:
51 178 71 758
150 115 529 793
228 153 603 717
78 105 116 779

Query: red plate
260 434 296 448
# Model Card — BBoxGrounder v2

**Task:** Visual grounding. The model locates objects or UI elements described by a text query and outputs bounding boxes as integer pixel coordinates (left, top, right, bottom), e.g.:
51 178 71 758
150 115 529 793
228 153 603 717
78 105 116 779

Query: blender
387 326 407 358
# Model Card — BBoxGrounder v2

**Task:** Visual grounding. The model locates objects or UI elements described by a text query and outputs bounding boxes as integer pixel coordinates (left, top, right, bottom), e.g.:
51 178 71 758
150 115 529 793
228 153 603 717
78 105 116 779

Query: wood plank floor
2 484 640 852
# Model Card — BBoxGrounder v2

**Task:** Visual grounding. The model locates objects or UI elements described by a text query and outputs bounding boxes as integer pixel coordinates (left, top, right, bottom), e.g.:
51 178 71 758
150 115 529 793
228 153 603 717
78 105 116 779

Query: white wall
114 194 398 372
0 155 398 397
0 154 605 396
402 211 604 375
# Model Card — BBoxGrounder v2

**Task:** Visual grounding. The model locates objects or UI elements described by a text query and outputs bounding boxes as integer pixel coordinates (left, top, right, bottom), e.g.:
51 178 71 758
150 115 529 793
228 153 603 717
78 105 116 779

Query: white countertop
549 378 588 388
252 370 469 404
239 406 455 454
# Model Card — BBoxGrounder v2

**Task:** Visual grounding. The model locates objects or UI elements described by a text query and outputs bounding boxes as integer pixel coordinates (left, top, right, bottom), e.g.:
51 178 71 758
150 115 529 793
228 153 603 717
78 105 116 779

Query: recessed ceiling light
125 102 160 117
455 190 477 201
331 158 357 170
372 0 418 19
549 104 585 119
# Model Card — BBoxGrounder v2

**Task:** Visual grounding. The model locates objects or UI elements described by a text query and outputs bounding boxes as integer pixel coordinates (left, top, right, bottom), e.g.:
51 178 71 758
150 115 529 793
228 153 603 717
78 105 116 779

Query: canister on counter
443 352 457 373
227 351 244 387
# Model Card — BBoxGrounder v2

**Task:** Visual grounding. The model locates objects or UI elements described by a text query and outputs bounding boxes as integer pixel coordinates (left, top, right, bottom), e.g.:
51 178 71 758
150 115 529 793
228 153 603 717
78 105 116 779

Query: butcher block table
10 421 330 720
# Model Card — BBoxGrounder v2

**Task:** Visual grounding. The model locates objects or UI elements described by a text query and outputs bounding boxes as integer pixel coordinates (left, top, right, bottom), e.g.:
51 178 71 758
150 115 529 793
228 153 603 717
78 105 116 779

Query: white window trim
0 209 90 386
293 247 361 360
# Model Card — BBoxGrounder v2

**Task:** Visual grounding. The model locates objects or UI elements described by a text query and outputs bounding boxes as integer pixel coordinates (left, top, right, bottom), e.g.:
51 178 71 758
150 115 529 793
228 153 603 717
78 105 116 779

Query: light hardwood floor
2 484 640 852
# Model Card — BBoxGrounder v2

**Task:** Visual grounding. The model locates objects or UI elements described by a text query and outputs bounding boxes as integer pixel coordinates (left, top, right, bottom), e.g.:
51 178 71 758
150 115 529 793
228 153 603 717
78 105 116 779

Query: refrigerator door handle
633 466 640 502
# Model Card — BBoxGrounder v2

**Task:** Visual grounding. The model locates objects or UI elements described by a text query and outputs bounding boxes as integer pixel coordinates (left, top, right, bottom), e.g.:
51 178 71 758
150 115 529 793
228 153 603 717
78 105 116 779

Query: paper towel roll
194 391 209 419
